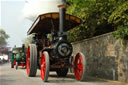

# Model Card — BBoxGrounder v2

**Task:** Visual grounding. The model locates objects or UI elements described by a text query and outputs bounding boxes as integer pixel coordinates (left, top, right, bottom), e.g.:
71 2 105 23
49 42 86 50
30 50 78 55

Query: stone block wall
72 32 128 82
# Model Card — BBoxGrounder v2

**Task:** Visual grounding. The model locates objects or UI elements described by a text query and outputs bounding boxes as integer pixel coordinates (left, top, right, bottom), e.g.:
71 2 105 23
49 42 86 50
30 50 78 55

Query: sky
0 0 32 48
0 0 64 48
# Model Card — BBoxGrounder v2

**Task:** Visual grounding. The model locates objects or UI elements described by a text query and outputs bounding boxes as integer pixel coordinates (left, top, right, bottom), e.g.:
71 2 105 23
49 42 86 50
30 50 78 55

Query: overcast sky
0 0 64 48
0 0 32 48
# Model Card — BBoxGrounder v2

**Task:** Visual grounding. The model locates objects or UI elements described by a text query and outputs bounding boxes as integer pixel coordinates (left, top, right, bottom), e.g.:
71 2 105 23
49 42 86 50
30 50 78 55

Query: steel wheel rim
74 53 83 80
26 46 30 75
41 53 46 80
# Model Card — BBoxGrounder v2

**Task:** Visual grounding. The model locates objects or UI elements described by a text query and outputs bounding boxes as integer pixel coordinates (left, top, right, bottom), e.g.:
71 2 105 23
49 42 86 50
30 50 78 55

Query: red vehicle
26 5 86 82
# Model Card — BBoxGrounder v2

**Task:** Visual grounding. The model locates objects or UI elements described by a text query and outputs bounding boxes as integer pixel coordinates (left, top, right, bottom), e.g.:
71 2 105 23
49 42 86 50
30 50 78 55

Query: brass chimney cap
58 5 67 8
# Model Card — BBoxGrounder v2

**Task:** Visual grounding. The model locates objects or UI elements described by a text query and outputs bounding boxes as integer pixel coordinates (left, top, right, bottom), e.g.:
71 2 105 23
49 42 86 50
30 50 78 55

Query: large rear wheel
40 51 50 82
74 53 86 81
26 44 37 77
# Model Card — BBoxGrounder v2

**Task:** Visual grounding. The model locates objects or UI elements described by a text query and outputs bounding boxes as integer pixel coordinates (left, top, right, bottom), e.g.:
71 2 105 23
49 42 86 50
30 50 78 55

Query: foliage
112 25 128 40
23 34 34 48
0 29 9 46
66 0 128 42
108 1 128 26
108 1 128 40
0 29 9 54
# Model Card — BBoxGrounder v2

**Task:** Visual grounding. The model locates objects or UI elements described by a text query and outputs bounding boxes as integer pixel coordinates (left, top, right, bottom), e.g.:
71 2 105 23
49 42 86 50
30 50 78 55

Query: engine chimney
58 5 66 36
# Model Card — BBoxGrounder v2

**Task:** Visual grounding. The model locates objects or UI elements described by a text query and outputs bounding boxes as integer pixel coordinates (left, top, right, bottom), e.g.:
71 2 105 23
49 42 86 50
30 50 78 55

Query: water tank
23 0 66 21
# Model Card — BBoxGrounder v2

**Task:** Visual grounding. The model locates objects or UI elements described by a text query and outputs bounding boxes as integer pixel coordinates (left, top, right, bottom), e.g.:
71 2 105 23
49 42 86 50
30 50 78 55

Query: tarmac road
0 63 127 85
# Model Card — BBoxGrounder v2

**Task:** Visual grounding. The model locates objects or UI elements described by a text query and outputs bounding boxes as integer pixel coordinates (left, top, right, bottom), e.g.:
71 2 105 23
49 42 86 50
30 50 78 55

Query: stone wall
72 32 128 82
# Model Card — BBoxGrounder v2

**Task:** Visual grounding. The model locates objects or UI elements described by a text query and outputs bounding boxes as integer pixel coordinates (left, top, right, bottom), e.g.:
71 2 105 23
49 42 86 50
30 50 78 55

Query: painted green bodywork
11 47 26 64
15 52 22 60
11 53 15 64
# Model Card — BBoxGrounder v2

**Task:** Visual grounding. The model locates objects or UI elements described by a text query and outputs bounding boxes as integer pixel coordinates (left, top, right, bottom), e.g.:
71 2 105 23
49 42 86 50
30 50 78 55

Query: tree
0 29 9 47
108 1 128 40
0 29 10 54
66 0 128 42
23 34 34 48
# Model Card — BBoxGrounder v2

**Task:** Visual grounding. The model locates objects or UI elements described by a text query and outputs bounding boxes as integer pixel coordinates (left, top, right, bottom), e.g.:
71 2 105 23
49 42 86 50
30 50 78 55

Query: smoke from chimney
22 0 66 21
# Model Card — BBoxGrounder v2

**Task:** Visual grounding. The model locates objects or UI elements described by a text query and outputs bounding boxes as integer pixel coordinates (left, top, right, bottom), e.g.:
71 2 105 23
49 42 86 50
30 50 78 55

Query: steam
22 0 65 21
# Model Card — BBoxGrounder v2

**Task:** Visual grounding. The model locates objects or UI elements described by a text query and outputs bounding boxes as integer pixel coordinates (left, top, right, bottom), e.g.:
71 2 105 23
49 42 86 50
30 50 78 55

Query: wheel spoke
40 52 49 81
74 53 85 80
77 64 83 70
75 70 80 79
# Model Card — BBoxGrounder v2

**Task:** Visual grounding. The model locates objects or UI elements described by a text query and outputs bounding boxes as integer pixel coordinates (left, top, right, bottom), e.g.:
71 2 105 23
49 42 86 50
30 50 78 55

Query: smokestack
58 5 66 36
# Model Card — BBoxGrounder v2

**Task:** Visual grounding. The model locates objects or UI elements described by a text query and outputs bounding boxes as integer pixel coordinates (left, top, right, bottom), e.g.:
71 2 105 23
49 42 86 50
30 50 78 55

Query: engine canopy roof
27 12 81 35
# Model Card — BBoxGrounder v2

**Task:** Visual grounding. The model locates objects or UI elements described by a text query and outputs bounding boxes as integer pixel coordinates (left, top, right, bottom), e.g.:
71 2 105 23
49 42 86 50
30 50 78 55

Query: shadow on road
41 73 108 83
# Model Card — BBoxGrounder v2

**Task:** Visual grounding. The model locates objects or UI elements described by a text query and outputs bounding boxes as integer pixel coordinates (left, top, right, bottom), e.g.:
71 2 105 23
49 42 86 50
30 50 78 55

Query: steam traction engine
11 44 26 69
26 5 86 82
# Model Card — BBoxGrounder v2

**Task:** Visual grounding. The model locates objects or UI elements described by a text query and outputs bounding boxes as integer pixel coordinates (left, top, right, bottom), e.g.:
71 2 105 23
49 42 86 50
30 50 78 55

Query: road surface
0 63 127 85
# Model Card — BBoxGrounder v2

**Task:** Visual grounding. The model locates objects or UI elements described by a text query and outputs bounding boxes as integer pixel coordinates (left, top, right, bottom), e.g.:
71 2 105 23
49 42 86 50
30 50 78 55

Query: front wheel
74 53 86 81
15 62 18 69
11 62 14 68
40 51 50 82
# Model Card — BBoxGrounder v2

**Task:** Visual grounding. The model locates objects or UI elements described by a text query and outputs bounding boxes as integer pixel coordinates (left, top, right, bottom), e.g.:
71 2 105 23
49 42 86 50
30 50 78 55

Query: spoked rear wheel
74 53 86 81
26 44 37 77
40 51 50 82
